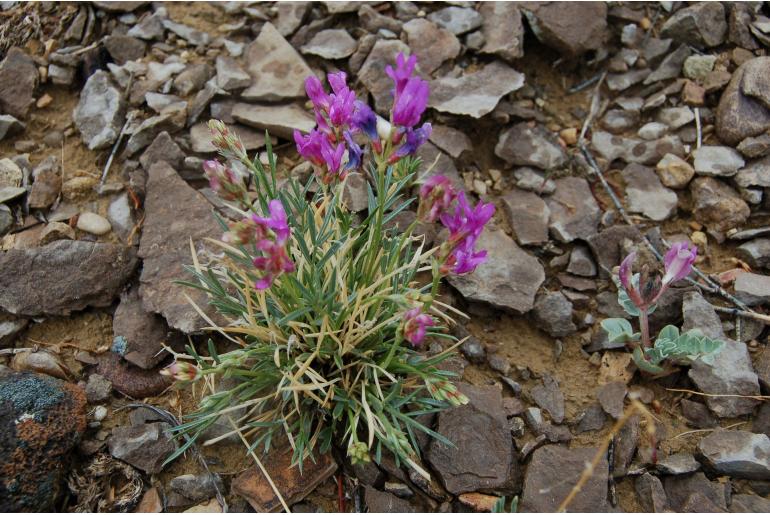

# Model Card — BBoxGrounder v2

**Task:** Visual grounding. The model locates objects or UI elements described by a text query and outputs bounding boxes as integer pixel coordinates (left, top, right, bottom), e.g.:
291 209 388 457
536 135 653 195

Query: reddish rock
96 352 171 398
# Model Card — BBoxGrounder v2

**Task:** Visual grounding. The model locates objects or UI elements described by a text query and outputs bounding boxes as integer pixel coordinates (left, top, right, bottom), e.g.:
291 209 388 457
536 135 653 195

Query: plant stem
639 309 651 350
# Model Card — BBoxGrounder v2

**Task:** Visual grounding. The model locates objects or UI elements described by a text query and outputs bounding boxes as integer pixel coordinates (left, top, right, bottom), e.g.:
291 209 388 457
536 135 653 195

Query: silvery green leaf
601 318 639 344
646 329 725 366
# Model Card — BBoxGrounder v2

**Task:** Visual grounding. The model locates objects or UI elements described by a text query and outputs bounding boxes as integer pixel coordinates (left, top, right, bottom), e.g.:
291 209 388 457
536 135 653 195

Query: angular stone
663 472 728 512
575 403 607 433
533 292 576 338
730 494 770 513
624 163 678 221
530 374 565 423
402 19 460 75
300 29 357 60
447 228 545 314
513 167 556 194
173 63 214 96
114 287 178 370
28 161 61 210
232 445 337 512
140 131 185 171
0 47 38 119
428 62 524 118
190 123 267 154
241 23 313 101
681 399 718 429
735 272 770 306
716 58 770 146
607 69 650 92
660 2 727 48
495 122 566 170
273 1 310 36
428 125 471 159
693 146 745 177
108 422 177 474
231 103 314 140
0 241 136 316
104 34 146 64
737 238 770 270
162 19 210 46
358 4 402 34
358 39 411 114
96 352 171 398
138 162 222 334
215 56 250 91
597 381 627 419
644 44 691 84
691 177 750 232
689 338 760 417
426 385 513 494
125 111 186 157
601 109 640 134
568 246 597 277
364 486 417 513
546 177 601 242
682 291 724 339
521 445 609 512
735 155 770 188
520 2 607 56
698 430 770 480
479 2 524 61
657 452 701 475
427 6 482 35
591 131 685 166
73 71 126 150
658 107 695 130
0 114 23 141
657 153 695 189
635 473 670 513
502 188 550 245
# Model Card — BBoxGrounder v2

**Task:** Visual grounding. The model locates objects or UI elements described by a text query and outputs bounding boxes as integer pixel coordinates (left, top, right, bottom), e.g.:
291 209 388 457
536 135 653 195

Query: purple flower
328 87 356 127
390 123 432 163
385 52 417 96
442 238 488 275
662 242 697 285
344 131 363 171
304 75 328 110
440 192 495 244
253 199 291 245
418 174 458 222
294 129 325 166
392 76 429 128
402 307 434 346
619 252 635 293
253 240 295 290
351 100 378 140
327 71 348 95
320 138 346 182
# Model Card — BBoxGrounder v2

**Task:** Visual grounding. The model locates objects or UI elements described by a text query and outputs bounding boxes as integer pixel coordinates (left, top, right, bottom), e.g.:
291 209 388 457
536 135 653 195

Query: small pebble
93 405 108 421
77 212 112 235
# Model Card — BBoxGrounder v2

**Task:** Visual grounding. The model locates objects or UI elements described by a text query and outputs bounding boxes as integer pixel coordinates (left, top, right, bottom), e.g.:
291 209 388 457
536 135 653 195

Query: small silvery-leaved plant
161 53 495 478
602 243 725 374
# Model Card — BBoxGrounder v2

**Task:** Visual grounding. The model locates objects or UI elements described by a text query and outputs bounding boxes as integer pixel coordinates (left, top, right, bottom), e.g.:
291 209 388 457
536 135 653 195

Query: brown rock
0 48 38 119
716 58 770 146
138 162 223 334
0 240 137 316
403 18 460 75
691 177 750 232
231 445 337 511
520 2 608 56
96 352 171 398
479 2 524 61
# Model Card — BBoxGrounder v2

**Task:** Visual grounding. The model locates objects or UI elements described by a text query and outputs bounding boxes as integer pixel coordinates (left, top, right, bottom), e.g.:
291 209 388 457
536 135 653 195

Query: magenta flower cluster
294 52 432 180
223 200 295 290
294 71 363 184
418 175 495 276
402 307 435 346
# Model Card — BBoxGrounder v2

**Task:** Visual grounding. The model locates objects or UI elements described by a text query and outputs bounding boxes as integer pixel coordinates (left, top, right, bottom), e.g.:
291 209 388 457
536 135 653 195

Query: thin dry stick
694 107 702 149
666 387 770 401
100 111 134 186
671 421 746 440
712 305 770 324
557 400 655 513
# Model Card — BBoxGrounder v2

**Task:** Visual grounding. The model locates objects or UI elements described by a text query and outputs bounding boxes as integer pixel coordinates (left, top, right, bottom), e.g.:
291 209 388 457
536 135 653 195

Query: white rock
77 212 112 235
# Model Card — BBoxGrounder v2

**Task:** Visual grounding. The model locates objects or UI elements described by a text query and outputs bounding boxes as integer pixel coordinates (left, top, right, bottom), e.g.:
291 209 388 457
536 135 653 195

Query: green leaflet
600 318 639 344
638 326 725 369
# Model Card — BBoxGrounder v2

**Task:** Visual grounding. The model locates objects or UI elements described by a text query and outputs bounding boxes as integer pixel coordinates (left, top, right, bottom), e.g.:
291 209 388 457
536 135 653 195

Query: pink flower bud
662 242 697 285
